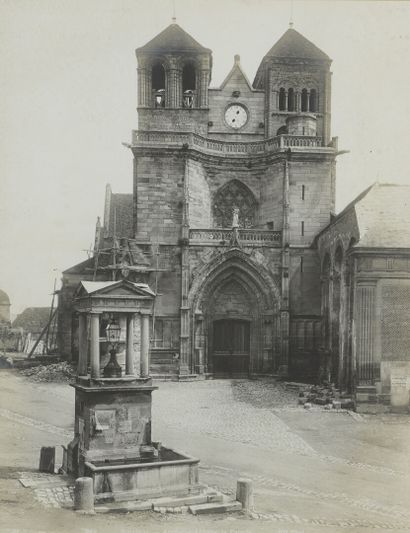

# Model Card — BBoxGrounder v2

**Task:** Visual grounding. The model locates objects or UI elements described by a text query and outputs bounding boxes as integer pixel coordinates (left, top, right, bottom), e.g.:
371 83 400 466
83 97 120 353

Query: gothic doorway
212 319 250 377
188 249 281 377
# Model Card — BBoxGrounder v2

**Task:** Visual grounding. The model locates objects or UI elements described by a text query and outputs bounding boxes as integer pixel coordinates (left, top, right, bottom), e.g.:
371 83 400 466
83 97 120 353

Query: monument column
78 314 88 376
140 313 150 377
126 314 135 375
279 156 291 377
90 313 100 378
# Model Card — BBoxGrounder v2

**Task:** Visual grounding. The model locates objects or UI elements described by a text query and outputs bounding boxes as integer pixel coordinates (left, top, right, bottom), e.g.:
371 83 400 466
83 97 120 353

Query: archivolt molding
188 248 280 313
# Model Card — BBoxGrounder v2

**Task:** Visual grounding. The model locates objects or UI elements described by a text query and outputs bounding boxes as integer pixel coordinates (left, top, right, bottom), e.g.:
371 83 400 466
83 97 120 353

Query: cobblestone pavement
2 372 410 532
153 379 315 455
0 408 72 439
153 379 406 476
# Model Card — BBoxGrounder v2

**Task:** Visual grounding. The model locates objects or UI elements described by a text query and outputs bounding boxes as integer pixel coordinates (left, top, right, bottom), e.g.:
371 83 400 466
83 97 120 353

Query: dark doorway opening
212 319 250 377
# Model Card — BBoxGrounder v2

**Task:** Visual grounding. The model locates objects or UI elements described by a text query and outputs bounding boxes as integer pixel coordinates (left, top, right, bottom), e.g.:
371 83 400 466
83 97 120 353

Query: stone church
59 22 410 404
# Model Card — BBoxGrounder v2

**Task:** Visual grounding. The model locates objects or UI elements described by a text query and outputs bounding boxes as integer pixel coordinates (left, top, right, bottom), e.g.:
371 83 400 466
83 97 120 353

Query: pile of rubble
285 382 355 410
19 361 75 383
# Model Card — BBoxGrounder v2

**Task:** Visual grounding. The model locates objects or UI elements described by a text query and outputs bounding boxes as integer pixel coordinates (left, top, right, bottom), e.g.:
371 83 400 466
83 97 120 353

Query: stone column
137 68 147 107
199 70 209 108
279 157 291 377
354 283 376 383
140 313 150 377
90 313 100 379
295 91 301 112
126 314 135 375
78 314 88 376
195 314 204 374
179 157 191 376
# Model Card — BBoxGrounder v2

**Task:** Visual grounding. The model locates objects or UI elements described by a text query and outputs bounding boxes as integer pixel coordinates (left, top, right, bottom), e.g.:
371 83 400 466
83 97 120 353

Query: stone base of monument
93 485 242 515
84 447 201 502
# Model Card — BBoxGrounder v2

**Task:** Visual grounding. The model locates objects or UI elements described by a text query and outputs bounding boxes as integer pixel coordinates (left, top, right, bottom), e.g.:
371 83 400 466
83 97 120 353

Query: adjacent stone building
317 183 410 406
58 22 410 404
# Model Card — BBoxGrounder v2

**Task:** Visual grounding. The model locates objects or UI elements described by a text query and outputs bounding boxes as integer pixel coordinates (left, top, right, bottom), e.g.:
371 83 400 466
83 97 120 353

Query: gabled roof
354 183 410 248
63 257 94 275
264 28 330 61
319 183 410 249
78 280 155 298
219 55 253 92
136 23 211 54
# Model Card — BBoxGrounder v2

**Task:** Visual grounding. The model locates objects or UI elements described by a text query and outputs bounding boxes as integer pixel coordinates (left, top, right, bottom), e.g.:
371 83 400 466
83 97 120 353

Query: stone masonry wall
288 158 333 245
289 249 321 315
208 64 265 141
133 152 185 242
137 109 208 135
187 158 211 228
260 160 284 230
267 63 327 139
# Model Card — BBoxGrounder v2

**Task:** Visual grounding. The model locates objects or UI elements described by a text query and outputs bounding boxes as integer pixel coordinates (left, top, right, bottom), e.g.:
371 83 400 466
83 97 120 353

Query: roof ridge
136 22 210 54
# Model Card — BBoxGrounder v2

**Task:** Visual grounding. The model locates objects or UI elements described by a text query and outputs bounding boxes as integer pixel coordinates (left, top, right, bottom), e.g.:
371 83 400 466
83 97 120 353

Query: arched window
309 89 317 112
301 89 308 112
277 125 287 135
152 63 166 108
288 88 295 112
213 180 257 228
182 63 196 108
279 88 286 111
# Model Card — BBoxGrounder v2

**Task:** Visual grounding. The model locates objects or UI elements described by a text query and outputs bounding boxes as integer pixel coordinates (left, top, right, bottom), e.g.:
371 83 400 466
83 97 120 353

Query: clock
224 104 248 129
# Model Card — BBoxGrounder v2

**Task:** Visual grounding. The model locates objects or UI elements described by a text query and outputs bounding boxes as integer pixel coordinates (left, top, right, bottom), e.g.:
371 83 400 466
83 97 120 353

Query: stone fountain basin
84 447 201 502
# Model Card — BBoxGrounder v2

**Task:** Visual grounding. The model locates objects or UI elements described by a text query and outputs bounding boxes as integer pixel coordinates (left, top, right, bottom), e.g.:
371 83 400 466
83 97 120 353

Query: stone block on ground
39 447 55 474
74 477 94 513
188 501 242 515
151 493 208 508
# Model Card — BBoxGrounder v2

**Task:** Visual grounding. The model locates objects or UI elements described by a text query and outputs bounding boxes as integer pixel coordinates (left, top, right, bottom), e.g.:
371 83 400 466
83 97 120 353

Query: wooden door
212 319 250 377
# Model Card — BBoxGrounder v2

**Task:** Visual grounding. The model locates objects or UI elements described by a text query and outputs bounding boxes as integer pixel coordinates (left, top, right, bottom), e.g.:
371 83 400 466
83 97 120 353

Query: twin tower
61 22 339 381
127 22 338 379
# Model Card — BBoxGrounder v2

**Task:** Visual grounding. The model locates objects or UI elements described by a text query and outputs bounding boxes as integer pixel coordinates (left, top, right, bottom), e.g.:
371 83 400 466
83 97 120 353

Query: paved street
1 370 410 532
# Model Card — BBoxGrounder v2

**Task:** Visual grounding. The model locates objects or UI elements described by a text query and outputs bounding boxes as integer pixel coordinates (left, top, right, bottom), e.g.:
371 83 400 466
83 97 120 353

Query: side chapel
58 22 410 405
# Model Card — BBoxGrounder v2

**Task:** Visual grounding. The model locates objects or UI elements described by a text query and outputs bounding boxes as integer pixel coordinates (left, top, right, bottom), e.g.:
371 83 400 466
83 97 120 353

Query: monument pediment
74 280 155 313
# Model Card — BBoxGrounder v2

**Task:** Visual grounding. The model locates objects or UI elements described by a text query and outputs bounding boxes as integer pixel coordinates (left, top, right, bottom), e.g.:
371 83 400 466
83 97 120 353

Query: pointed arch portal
189 249 281 377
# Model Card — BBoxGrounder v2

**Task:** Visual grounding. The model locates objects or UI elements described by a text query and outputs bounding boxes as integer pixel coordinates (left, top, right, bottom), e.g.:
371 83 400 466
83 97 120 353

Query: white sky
1 0 410 316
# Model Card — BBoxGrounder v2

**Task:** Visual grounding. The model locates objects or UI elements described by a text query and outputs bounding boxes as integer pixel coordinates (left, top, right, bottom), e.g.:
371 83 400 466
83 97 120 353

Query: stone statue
232 206 240 228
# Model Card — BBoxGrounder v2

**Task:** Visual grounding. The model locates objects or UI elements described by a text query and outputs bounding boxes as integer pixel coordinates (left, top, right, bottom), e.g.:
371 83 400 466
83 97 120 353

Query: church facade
58 22 410 402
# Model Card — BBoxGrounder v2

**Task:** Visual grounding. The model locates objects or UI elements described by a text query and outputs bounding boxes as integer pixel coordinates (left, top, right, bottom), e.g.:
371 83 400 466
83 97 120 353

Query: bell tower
135 22 212 133
253 27 332 144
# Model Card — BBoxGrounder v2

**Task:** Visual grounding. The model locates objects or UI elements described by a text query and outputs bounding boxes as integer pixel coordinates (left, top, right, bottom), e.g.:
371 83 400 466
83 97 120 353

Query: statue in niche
232 206 240 228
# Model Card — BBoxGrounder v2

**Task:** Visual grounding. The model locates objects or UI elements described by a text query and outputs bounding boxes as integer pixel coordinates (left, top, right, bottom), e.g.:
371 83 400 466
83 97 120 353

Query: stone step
356 385 377 393
178 374 199 381
152 493 213 508
152 374 178 381
95 500 152 513
189 501 242 515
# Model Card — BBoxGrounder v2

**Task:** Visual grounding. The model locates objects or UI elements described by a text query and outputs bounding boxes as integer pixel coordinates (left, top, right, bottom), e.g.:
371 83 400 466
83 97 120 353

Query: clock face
225 104 248 129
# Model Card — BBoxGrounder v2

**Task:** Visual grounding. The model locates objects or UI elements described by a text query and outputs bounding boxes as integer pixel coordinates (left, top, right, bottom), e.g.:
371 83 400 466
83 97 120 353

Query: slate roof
319 183 410 249
136 23 211 54
353 183 410 248
107 193 133 238
264 28 330 61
